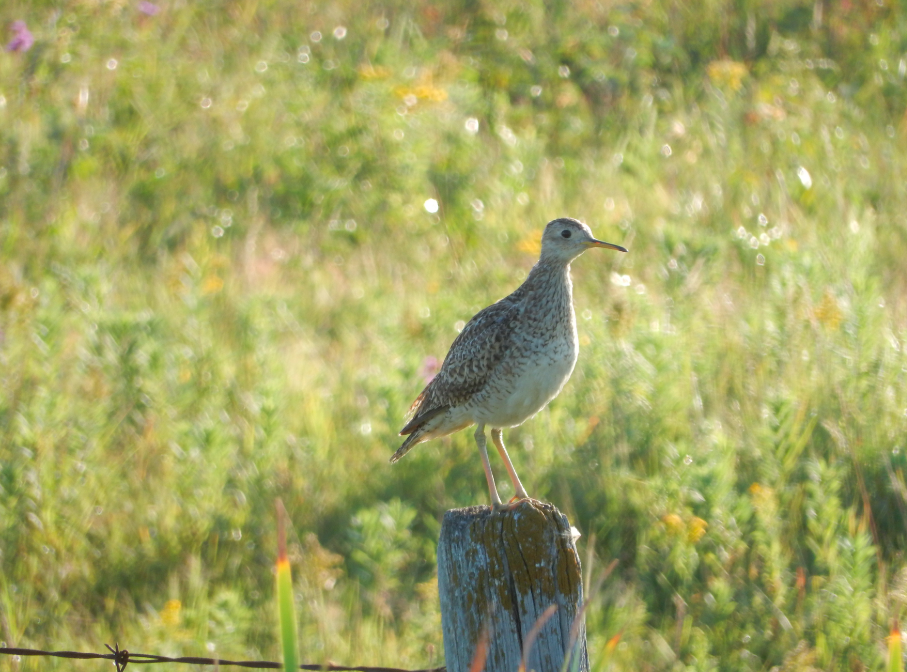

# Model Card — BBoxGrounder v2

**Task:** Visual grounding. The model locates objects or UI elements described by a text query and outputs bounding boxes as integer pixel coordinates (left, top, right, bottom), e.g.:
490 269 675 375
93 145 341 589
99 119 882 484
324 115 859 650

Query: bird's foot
512 487 531 501
491 494 532 513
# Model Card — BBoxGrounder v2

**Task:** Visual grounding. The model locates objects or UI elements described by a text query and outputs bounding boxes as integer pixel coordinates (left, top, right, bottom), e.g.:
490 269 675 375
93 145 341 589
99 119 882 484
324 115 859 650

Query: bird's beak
585 238 628 252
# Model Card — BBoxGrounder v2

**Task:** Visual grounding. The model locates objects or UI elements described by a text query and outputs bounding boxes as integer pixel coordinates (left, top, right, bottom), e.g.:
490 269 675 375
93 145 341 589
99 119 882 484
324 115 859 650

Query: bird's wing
401 290 524 432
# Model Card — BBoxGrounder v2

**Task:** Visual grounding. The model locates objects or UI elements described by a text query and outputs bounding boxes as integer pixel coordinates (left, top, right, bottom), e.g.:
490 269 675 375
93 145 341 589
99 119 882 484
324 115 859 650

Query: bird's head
539 217 627 265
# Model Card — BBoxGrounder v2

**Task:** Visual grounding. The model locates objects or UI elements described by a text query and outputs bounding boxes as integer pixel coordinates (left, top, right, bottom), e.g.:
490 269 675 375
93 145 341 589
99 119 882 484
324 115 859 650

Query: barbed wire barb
105 642 130 672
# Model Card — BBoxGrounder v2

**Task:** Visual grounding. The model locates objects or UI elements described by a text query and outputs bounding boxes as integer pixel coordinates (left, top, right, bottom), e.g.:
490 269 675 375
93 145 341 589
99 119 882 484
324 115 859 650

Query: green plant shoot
889 621 903 672
276 499 299 672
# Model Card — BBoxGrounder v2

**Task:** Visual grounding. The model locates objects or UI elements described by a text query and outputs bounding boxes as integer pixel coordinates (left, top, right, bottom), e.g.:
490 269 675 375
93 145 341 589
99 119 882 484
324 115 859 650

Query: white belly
472 348 578 428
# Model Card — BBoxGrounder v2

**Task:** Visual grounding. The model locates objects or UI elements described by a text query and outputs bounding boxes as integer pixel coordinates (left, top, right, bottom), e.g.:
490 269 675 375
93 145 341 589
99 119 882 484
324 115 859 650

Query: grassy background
2 0 907 669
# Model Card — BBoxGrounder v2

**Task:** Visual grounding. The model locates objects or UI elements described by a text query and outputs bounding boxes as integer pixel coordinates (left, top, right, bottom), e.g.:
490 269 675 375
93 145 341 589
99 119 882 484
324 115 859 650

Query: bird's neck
528 257 572 281
524 259 574 305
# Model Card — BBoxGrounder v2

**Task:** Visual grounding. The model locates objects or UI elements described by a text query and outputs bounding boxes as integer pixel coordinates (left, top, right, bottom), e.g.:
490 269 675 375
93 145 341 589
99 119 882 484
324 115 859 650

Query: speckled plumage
392 217 627 507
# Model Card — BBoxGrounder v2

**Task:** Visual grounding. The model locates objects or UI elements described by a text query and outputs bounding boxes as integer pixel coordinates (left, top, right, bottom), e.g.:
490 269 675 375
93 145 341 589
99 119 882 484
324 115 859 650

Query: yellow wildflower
707 60 748 92
662 513 684 535
687 516 708 543
160 599 181 627
814 291 842 330
202 275 224 294
516 236 541 256
358 64 391 80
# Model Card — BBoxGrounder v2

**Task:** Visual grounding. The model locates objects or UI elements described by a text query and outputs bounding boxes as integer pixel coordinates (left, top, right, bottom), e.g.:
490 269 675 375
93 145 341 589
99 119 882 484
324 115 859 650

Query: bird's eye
561 229 572 239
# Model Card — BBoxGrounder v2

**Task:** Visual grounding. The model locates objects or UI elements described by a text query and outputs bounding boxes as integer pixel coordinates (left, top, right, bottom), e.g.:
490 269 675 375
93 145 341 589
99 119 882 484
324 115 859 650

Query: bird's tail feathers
399 404 448 436
393 403 450 463
402 392 425 424
390 431 423 463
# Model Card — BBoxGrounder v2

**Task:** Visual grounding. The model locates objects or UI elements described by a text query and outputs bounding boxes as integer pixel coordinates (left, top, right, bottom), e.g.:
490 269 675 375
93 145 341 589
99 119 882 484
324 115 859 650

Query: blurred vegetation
2 0 907 670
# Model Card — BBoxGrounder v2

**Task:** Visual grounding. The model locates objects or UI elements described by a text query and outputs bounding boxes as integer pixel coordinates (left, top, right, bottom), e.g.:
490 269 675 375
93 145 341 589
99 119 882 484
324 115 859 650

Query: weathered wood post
437 499 587 672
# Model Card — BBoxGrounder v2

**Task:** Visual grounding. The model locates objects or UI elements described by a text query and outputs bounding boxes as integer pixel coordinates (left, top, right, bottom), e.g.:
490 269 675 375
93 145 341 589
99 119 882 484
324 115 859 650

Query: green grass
2 0 907 670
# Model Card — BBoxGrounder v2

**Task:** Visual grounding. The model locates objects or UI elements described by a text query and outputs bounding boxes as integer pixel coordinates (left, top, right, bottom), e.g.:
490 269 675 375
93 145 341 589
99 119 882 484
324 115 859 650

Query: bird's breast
472 329 578 428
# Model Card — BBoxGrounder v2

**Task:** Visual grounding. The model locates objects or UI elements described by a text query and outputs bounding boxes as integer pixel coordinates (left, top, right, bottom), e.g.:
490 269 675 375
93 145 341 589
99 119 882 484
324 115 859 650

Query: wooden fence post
437 499 587 672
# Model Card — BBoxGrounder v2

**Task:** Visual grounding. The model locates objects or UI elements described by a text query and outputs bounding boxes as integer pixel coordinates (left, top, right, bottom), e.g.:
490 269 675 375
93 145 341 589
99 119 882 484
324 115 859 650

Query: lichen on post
437 499 587 672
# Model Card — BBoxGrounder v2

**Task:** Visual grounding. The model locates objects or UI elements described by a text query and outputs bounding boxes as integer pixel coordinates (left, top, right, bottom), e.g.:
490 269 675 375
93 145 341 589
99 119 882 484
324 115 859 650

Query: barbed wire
0 645 446 672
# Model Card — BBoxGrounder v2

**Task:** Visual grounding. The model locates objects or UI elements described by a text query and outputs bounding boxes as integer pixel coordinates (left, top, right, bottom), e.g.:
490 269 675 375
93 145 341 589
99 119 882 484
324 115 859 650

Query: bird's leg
474 425 502 508
491 428 529 501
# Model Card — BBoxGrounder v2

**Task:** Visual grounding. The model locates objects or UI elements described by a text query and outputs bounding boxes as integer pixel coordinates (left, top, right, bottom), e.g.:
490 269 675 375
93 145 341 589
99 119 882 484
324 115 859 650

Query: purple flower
420 355 440 383
6 21 34 53
138 1 160 16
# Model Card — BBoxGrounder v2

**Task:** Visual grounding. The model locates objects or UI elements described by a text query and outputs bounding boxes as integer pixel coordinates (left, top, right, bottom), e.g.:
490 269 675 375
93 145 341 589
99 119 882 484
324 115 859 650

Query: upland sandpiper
391 217 627 509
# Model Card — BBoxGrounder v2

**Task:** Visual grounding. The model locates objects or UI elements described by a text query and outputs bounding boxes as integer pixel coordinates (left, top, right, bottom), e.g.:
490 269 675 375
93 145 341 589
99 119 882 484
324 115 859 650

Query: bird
391 217 627 509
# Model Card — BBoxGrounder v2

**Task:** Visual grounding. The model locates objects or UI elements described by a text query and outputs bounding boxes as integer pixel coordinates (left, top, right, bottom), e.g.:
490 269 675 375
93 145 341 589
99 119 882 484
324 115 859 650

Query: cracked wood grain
438 500 587 672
